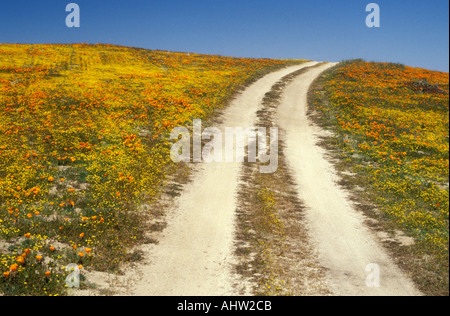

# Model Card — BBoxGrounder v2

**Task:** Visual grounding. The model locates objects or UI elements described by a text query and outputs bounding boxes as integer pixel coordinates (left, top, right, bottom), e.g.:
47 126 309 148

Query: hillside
0 43 299 295
0 45 448 296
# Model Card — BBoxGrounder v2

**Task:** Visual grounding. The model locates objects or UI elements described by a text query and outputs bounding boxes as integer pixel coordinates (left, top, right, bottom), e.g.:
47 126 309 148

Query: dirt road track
130 62 318 296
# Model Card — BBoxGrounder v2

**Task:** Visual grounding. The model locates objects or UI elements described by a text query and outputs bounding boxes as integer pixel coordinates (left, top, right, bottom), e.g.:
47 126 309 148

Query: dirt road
128 62 421 296
130 62 318 296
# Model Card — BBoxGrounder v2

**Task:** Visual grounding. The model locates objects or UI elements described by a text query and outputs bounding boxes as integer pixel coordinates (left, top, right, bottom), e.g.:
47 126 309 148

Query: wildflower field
0 43 298 295
311 60 449 295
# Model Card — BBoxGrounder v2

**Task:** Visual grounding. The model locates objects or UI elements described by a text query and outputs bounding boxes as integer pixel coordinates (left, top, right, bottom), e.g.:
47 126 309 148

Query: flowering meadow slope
311 60 449 295
0 43 299 295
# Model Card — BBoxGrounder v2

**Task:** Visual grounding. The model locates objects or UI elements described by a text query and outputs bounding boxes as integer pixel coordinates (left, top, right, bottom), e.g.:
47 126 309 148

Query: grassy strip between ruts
234 63 332 296
308 60 449 296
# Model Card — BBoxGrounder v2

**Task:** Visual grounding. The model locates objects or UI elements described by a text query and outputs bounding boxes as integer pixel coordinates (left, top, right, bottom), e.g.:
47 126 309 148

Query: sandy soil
276 63 422 296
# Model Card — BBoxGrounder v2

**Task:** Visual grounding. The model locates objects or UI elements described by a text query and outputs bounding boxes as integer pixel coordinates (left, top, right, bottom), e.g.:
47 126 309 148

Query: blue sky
0 0 448 72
